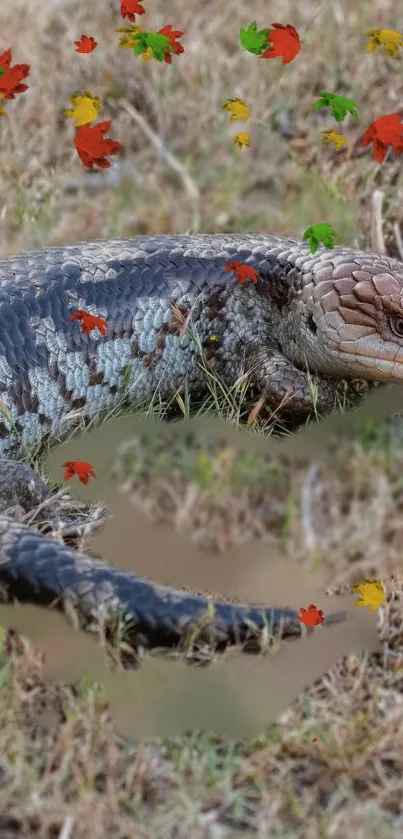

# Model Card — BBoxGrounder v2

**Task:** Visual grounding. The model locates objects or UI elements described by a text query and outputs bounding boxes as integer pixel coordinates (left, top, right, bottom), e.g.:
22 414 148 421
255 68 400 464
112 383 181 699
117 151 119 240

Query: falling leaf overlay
351 580 386 612
322 129 348 151
361 113 403 163
366 28 403 58
222 98 250 122
158 25 185 63
303 223 339 254
116 24 145 49
239 22 270 56
298 604 325 628
120 0 146 23
69 309 108 335
313 92 359 123
74 122 122 169
233 131 250 150
74 35 98 54
133 32 173 62
62 461 97 486
0 48 29 100
260 23 301 65
64 93 101 127
223 261 259 285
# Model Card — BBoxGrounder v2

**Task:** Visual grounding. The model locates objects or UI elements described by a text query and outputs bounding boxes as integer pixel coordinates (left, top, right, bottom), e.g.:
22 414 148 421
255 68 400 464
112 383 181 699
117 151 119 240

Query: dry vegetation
1 0 403 836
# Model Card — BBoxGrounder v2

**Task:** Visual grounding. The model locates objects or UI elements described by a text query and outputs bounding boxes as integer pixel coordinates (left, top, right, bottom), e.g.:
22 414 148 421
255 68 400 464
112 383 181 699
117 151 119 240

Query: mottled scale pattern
0 233 324 456
0 513 348 648
2 233 402 649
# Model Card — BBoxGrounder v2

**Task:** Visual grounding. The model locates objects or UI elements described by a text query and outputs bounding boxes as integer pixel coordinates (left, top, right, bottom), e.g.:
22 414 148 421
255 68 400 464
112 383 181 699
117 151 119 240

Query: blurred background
2 4 403 837
1 0 403 259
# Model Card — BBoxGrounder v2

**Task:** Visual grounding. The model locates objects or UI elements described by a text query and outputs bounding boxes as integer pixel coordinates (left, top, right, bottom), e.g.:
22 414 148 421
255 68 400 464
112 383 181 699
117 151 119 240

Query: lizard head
294 251 403 381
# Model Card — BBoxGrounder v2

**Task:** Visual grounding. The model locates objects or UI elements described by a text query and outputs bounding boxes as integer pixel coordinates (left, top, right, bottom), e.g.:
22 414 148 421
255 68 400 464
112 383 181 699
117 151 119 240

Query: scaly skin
1 233 402 649
0 234 403 459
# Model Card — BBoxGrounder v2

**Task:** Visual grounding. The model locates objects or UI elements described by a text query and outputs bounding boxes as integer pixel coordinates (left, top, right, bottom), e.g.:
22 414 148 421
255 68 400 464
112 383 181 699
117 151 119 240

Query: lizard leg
0 459 55 517
0 459 107 537
250 349 368 417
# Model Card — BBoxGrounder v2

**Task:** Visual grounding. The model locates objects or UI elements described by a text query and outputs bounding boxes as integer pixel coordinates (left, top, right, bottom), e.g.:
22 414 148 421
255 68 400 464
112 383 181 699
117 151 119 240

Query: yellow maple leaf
366 28 403 58
351 579 385 612
116 24 144 50
142 46 153 62
63 92 101 127
322 129 348 151
222 98 250 122
0 92 6 118
234 131 250 150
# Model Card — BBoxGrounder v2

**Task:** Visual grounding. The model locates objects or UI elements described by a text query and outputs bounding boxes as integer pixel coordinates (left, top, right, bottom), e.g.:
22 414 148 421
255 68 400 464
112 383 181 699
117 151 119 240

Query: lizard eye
389 316 403 338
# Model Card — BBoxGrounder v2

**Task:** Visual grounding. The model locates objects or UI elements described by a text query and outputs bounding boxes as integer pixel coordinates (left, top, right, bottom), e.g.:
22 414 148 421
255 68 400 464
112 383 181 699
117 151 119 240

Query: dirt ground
1 0 403 836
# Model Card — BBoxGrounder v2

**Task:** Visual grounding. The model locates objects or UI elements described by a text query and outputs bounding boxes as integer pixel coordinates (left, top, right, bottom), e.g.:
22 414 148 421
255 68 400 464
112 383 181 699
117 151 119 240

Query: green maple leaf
239 21 270 55
313 91 359 123
133 32 172 62
303 223 339 254
0 67 5 77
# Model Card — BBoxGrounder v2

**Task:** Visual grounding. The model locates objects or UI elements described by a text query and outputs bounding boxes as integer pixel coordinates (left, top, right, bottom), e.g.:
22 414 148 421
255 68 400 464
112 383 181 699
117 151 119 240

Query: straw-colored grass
1 0 403 836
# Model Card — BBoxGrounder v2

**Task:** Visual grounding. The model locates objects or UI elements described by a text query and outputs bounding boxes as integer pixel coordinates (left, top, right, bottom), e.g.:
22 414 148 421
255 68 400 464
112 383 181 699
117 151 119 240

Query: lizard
0 232 402 649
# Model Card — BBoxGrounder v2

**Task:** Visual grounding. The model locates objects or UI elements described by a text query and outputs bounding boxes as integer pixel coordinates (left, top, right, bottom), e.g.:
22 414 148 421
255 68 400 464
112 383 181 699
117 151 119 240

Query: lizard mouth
336 339 403 380
310 266 403 383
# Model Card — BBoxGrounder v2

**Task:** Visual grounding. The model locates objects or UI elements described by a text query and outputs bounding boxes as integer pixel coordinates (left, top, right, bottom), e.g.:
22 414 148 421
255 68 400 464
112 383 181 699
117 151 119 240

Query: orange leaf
0 48 29 100
223 260 259 285
260 23 300 65
120 0 146 22
298 604 324 628
74 122 122 170
74 35 98 54
362 112 403 163
158 24 185 64
69 309 108 336
62 461 97 486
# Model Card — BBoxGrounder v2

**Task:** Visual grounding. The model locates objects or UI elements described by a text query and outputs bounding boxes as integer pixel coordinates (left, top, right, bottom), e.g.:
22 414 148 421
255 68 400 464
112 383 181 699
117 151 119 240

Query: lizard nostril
307 315 317 334
389 316 403 337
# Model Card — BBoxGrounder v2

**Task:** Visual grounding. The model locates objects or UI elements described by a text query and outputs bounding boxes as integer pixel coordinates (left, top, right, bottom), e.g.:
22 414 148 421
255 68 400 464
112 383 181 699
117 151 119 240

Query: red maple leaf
158 24 185 63
260 23 300 65
63 461 97 486
0 48 29 100
74 35 98 54
298 604 324 628
120 0 146 22
223 260 259 285
362 112 403 163
74 122 122 169
69 309 108 336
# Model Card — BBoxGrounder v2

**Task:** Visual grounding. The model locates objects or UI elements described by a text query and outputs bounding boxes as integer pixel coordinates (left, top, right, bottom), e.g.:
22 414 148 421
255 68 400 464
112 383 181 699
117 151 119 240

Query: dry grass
1 0 403 836
3 424 403 839
1 0 403 256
